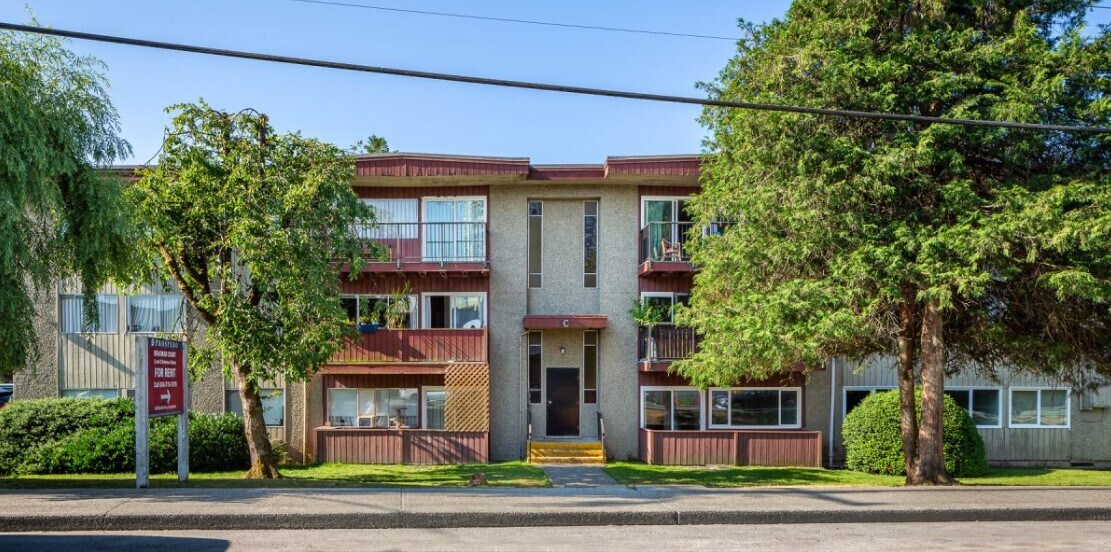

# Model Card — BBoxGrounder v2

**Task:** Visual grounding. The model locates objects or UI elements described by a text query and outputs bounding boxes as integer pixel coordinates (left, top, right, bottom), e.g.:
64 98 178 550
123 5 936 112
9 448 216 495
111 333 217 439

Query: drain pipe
828 357 837 468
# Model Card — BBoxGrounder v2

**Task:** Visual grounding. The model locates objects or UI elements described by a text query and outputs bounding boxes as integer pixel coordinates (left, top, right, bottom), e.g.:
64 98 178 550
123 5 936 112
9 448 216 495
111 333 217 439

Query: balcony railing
358 222 488 265
332 328 487 364
640 221 695 264
639 325 700 361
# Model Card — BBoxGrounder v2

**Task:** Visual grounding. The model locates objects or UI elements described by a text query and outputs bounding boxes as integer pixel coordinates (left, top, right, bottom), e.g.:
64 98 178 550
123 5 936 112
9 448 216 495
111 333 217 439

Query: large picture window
710 388 801 428
1010 388 1069 428
423 197 486 262
944 388 1002 428
340 294 416 328
127 294 183 333
423 293 485 329
359 199 418 238
328 387 419 428
641 387 702 431
60 294 119 334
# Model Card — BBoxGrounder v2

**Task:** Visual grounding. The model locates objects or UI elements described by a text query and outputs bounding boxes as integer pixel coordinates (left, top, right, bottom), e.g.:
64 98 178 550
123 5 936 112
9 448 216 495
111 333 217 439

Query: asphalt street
2 521 1110 551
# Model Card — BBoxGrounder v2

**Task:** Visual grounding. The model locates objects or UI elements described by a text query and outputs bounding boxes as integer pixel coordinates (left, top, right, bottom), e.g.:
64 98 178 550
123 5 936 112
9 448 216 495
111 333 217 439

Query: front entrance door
546 368 580 436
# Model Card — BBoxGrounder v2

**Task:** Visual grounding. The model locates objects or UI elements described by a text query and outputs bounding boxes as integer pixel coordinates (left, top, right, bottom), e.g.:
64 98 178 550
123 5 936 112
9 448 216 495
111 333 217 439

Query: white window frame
638 292 689 324
842 386 897 418
421 386 447 430
583 200 599 288
420 292 487 329
341 294 418 326
640 195 693 229
359 198 418 239
1009 387 1071 429
61 388 123 399
126 294 184 334
709 387 803 429
944 387 1003 429
640 386 705 431
527 199 544 289
421 196 488 263
59 293 120 334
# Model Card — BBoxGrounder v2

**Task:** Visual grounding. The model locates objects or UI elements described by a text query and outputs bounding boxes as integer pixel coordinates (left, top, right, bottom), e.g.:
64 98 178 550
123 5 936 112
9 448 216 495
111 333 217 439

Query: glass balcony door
642 197 693 261
422 197 487 262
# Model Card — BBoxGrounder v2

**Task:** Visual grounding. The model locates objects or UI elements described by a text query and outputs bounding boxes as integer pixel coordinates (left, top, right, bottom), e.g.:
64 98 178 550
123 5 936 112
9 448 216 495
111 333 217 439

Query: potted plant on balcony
357 304 381 334
384 284 413 330
629 299 666 361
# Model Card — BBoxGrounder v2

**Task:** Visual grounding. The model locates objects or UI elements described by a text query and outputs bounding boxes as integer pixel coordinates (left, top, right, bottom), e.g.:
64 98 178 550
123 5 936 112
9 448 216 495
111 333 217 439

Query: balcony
359 222 489 276
331 328 488 366
639 222 694 276
639 326 700 371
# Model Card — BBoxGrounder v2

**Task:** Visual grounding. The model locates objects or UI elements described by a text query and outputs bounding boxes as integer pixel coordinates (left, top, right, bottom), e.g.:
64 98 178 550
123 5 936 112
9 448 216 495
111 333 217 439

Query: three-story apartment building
15 152 1111 467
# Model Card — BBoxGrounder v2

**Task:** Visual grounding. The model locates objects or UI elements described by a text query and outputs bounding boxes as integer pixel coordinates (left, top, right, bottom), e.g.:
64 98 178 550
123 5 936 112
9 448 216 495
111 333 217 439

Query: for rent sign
147 338 186 417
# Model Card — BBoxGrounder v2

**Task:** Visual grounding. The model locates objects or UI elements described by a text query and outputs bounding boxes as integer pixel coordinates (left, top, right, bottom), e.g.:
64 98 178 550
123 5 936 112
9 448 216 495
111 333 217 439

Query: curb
3 507 1110 532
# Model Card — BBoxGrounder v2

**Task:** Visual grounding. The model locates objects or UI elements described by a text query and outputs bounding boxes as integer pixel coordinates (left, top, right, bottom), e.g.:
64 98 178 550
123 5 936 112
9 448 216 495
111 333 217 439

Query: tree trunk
897 297 919 483
234 362 282 479
911 299 954 485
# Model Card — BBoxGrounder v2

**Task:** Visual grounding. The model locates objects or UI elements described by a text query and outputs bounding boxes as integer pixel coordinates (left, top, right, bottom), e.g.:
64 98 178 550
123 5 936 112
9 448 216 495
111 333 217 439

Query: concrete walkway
539 465 619 487
1 486 1110 531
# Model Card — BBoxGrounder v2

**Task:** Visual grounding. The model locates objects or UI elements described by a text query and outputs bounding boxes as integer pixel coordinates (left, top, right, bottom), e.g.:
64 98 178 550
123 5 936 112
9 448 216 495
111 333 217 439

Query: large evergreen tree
679 0 1110 484
0 26 135 377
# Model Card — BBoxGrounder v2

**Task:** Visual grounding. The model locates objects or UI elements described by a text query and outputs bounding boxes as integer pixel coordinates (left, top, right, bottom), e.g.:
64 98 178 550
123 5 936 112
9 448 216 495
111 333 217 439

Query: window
423 293 485 329
225 389 285 426
62 389 121 399
642 196 693 262
843 387 896 417
60 294 119 334
944 388 1002 428
528 332 542 404
359 199 418 238
710 388 801 428
641 387 702 430
528 200 542 288
583 201 598 288
583 331 598 404
423 387 446 430
127 294 183 333
423 197 486 262
340 294 415 328
639 292 689 324
1010 388 1070 428
328 387 419 428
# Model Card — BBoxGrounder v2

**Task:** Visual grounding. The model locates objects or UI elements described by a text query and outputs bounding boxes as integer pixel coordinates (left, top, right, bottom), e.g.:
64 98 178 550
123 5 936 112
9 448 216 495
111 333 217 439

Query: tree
677 0 1110 485
129 102 376 478
0 24 135 377
352 135 392 154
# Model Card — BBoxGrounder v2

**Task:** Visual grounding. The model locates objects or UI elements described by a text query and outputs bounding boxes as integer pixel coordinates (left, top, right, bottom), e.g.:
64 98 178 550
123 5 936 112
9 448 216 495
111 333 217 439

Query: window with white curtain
359 199 418 239
422 197 487 262
423 387 446 430
328 387 419 428
59 294 119 334
127 294 183 333
62 389 121 399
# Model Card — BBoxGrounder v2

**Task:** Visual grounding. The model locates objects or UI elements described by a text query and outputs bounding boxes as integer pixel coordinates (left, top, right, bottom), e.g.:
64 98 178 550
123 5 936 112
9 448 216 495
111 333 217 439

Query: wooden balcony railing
332 328 487 364
639 325 700 361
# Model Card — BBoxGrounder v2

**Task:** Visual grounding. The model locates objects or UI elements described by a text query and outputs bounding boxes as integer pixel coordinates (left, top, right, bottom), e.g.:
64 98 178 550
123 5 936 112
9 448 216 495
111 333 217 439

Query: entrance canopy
522 315 608 330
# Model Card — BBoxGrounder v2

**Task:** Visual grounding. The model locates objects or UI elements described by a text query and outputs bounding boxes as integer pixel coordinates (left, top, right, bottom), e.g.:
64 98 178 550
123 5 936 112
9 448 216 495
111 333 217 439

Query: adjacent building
14 153 1111 468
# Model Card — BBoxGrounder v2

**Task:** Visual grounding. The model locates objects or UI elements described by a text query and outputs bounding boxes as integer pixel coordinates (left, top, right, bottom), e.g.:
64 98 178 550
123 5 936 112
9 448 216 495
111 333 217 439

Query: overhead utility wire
285 0 740 41
1 22 1108 134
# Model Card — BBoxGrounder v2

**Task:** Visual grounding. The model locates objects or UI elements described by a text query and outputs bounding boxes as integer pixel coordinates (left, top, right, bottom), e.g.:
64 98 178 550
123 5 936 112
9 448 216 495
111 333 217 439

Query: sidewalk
2 485 1110 531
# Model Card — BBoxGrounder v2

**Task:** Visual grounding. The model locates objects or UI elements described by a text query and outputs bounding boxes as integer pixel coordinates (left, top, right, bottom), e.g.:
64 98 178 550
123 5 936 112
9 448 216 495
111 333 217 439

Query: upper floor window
639 292 689 325
583 201 598 288
528 201 542 288
360 199 418 238
59 294 119 334
710 387 801 428
127 294 183 333
642 196 693 262
422 293 486 329
341 294 416 328
423 197 487 262
1010 388 1069 428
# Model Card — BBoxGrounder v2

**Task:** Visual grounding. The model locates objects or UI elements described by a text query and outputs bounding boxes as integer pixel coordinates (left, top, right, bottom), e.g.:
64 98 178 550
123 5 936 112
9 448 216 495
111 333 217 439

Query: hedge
842 389 988 477
0 398 250 475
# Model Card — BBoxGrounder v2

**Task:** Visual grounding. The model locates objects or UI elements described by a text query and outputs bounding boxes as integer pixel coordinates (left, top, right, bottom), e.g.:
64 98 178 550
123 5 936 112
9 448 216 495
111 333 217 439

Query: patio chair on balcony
659 238 683 262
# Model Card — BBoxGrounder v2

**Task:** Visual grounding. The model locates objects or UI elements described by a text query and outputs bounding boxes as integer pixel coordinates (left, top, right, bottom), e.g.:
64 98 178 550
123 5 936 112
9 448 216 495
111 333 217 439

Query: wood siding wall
354 185 490 200
330 329 487 364
639 429 823 467
315 429 489 464
340 275 488 294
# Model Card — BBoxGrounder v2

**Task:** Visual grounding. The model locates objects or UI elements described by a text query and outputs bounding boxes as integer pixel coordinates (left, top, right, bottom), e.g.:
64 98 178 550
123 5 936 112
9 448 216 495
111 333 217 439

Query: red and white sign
146 338 186 417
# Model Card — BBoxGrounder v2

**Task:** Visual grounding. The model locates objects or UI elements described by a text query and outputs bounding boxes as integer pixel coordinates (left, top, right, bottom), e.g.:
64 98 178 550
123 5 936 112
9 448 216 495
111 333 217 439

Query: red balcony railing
639 325 700 361
332 328 487 364
358 222 488 266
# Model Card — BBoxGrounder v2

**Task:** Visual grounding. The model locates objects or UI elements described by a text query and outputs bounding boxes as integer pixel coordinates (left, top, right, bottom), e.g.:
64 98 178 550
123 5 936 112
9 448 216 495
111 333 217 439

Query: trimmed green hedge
843 389 987 477
0 398 250 475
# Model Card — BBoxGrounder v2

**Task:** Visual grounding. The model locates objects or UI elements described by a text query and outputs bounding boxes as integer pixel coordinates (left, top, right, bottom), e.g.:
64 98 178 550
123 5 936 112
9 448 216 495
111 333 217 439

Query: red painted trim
523 314 609 330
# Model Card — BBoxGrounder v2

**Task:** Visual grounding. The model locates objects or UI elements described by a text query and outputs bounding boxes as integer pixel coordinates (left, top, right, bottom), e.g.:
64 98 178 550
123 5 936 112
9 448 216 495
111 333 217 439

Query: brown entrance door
546 368 580 436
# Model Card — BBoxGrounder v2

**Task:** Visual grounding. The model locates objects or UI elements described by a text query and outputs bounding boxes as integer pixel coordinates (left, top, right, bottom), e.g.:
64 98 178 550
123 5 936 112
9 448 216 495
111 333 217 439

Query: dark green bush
843 389 988 477
0 398 250 475
0 398 132 474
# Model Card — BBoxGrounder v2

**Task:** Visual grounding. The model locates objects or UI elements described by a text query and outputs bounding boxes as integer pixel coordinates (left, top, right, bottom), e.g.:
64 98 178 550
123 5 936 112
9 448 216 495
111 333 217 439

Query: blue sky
4 1 1109 164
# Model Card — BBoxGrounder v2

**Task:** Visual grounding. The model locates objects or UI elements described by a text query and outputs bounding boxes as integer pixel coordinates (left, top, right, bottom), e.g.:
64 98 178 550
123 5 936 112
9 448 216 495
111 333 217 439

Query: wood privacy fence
639 429 823 467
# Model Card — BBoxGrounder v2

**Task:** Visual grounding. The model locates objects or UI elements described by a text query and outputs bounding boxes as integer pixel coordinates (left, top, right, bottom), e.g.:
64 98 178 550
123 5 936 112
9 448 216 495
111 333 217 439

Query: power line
284 0 740 42
1 22 1108 134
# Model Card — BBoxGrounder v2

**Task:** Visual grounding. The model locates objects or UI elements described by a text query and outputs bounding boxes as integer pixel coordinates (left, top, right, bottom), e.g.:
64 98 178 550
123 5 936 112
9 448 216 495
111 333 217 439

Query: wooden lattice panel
444 363 490 432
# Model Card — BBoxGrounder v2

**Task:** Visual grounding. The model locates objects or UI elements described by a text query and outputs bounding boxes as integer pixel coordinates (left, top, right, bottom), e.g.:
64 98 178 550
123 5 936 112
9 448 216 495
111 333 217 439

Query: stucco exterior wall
13 286 59 400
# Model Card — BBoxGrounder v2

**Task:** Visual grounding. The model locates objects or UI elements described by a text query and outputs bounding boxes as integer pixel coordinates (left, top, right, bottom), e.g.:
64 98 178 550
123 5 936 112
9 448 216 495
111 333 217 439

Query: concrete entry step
529 439 604 465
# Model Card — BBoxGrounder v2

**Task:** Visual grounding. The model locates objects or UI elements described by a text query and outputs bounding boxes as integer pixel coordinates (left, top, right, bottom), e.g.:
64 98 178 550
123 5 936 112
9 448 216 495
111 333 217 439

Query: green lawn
0 462 550 489
603 462 1111 488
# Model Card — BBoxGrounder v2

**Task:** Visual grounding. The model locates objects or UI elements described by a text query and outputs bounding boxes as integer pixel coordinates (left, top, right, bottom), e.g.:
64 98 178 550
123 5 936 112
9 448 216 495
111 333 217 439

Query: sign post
135 336 189 488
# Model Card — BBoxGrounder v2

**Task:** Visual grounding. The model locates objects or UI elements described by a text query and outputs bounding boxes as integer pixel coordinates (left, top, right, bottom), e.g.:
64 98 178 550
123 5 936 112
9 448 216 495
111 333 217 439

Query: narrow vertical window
583 330 598 403
528 332 542 403
583 201 598 288
528 201 543 288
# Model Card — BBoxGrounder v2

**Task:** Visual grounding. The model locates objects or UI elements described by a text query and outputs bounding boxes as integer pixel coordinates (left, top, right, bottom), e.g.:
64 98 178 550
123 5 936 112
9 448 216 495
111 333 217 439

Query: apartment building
15 152 1111 467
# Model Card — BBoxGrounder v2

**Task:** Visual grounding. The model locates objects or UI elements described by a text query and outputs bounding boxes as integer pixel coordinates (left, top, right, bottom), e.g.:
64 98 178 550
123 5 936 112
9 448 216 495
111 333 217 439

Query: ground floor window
843 386 896 417
641 387 702 430
328 387 419 428
423 387 446 430
710 387 801 428
61 389 121 399
944 388 1002 428
225 389 285 427
1010 388 1069 428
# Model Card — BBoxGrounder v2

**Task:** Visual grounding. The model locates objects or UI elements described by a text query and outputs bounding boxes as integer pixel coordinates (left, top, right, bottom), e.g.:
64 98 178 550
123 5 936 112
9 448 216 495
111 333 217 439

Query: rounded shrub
843 389 987 477
0 398 132 474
